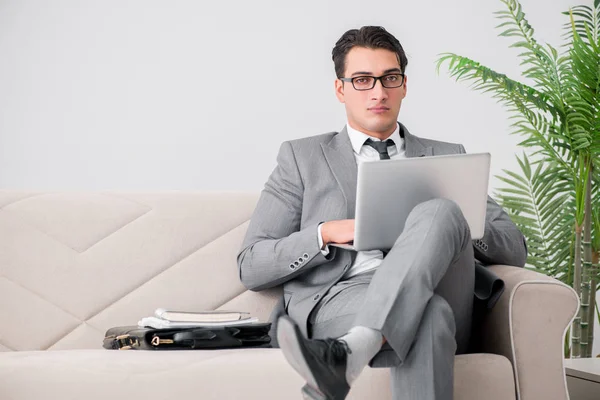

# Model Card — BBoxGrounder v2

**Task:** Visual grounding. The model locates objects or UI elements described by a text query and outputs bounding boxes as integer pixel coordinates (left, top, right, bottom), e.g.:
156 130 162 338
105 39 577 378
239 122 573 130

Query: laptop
330 152 491 252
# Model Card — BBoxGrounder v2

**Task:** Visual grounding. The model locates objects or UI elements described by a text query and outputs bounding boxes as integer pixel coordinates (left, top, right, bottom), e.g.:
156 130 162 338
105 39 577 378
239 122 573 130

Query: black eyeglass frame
339 73 406 91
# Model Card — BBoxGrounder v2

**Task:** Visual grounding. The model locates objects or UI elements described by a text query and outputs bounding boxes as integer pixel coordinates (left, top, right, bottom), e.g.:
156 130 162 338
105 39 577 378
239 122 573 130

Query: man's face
335 47 407 139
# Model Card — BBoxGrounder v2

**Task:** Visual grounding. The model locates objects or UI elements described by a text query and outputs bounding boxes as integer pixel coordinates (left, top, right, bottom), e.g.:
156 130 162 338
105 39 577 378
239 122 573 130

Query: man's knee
409 198 470 237
412 198 462 220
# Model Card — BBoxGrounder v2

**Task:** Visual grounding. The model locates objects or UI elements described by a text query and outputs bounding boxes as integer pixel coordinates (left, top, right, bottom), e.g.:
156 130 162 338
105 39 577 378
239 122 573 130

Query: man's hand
321 219 355 247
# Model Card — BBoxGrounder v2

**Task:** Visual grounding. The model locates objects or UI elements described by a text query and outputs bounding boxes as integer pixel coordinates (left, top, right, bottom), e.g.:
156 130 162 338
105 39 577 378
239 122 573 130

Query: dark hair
332 26 408 79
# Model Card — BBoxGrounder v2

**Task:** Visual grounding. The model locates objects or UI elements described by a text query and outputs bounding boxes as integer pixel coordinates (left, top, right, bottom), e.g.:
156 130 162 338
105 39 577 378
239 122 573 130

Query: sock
338 326 383 384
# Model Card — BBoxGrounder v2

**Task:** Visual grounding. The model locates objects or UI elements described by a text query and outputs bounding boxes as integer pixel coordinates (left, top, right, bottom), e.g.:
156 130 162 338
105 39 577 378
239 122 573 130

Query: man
237 26 527 400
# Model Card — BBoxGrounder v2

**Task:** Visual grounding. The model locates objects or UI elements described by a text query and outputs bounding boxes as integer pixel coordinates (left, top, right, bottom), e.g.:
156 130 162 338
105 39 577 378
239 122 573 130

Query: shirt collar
346 122 403 155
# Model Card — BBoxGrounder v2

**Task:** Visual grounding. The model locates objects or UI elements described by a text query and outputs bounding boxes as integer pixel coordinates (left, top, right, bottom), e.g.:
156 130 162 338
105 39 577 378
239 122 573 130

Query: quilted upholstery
0 191 280 352
1 190 577 400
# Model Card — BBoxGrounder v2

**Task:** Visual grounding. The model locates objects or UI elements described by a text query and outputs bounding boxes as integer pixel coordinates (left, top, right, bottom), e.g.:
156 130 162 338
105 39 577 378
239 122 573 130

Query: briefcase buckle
115 334 139 350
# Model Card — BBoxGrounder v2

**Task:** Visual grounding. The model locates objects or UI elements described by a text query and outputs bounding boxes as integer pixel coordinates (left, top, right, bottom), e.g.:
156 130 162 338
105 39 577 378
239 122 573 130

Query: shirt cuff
317 223 330 256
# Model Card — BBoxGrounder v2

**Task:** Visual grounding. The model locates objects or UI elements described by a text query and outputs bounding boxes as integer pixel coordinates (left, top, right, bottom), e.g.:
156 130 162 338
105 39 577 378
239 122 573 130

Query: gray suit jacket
237 122 527 341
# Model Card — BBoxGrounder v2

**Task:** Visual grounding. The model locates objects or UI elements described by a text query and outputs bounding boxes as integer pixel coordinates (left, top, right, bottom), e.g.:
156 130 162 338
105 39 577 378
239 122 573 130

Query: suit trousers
308 198 475 400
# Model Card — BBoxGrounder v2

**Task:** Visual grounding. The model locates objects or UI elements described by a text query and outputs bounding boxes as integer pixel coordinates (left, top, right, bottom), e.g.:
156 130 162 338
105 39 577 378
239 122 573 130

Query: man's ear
334 79 345 103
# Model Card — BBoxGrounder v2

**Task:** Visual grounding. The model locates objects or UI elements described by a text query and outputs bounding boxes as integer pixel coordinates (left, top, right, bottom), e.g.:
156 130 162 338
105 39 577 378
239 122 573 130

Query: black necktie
365 138 395 160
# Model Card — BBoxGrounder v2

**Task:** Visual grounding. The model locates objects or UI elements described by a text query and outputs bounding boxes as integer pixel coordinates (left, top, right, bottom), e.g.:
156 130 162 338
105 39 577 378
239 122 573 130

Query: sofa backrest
0 190 281 351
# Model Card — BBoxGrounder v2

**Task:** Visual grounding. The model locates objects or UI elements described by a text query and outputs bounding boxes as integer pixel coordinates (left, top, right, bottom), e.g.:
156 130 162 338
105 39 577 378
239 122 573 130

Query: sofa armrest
479 265 578 400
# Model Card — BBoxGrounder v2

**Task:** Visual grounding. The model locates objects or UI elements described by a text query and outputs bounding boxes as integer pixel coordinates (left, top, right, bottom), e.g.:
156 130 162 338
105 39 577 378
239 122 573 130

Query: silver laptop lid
351 152 491 251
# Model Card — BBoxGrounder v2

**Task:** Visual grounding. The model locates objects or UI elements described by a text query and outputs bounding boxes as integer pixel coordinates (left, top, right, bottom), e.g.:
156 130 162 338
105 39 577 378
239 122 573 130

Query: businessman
237 26 527 400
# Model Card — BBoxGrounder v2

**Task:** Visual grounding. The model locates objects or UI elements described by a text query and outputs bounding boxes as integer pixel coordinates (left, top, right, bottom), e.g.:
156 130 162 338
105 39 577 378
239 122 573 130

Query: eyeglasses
339 73 405 91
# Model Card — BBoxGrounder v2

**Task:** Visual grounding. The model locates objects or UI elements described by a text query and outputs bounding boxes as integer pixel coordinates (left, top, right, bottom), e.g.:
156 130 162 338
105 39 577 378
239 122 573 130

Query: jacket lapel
321 126 358 218
402 123 433 158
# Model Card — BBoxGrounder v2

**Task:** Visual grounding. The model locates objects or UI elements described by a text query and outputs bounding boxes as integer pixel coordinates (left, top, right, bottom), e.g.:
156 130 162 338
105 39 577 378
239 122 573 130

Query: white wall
0 0 597 354
0 0 578 191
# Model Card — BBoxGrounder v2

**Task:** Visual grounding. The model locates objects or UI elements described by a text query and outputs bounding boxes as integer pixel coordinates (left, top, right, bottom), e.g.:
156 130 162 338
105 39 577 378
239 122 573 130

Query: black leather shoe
277 316 351 400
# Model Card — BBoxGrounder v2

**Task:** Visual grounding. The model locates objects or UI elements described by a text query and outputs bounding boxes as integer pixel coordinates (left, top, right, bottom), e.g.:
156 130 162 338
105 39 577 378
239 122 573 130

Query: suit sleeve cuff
317 223 330 256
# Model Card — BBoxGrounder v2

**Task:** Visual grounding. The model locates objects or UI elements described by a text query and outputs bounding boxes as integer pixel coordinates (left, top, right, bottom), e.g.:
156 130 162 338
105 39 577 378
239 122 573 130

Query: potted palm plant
437 0 600 358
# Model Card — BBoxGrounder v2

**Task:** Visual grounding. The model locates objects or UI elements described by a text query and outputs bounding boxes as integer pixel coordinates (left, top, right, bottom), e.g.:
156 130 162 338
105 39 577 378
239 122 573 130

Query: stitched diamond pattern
0 191 280 351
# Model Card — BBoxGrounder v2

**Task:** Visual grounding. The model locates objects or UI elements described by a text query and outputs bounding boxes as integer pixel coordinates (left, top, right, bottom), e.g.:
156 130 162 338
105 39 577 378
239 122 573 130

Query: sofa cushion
0 350 515 400
0 191 285 351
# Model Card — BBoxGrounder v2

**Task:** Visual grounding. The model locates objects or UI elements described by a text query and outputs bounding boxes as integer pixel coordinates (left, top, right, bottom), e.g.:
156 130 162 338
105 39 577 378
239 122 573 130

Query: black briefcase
103 323 271 350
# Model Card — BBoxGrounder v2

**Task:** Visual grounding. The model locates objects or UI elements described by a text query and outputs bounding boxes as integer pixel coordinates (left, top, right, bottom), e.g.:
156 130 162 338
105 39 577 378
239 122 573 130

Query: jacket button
313 294 320 301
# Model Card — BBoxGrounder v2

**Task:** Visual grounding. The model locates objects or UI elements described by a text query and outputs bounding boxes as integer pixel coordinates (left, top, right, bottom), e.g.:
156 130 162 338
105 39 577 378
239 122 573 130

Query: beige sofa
0 190 578 400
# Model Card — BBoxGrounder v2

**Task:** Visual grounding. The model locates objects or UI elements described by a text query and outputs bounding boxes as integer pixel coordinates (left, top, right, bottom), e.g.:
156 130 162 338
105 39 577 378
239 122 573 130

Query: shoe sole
277 317 325 398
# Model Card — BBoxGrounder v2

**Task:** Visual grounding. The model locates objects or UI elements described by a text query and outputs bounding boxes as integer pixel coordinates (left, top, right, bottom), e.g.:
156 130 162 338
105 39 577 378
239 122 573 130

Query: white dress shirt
317 122 407 279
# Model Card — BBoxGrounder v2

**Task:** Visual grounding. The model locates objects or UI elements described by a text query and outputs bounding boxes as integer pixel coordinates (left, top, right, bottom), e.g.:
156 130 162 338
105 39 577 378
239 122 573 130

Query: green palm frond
495 153 575 277
496 0 572 113
563 9 600 155
436 2 600 167
435 54 554 114
562 2 600 46
507 97 573 173
435 53 574 173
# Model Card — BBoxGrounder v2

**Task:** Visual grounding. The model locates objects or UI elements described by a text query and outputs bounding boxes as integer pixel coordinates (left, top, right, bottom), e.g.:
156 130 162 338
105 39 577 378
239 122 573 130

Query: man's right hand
321 219 355 247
